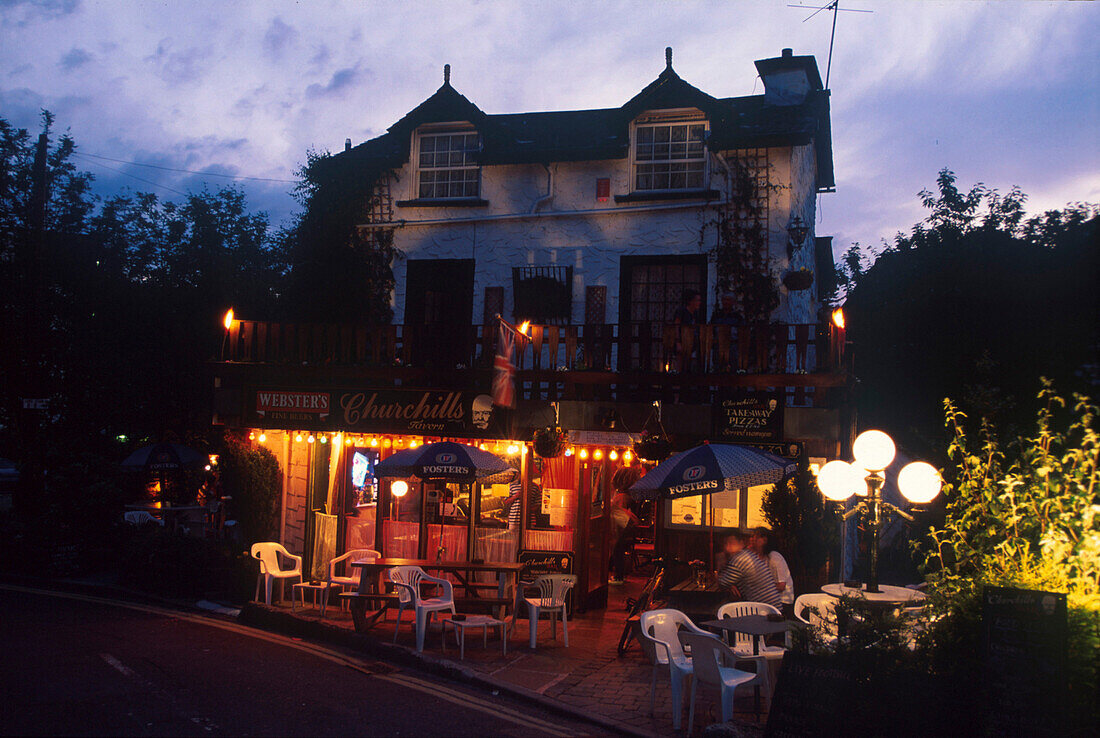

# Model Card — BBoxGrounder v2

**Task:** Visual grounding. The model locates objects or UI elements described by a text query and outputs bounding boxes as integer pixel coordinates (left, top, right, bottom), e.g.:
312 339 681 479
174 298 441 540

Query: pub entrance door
577 457 610 611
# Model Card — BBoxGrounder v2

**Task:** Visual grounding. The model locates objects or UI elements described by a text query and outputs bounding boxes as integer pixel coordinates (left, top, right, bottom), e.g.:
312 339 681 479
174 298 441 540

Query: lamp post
817 430 942 593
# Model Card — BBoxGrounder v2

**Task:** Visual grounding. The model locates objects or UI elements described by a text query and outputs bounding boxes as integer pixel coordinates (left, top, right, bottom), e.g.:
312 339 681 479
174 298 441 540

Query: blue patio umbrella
121 442 205 472
121 442 206 502
628 443 796 502
373 441 514 483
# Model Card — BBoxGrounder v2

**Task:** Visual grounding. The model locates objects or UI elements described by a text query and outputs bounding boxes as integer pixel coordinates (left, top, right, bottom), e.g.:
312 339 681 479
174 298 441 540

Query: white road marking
379 671 573 737
4 584 579 736
100 653 135 677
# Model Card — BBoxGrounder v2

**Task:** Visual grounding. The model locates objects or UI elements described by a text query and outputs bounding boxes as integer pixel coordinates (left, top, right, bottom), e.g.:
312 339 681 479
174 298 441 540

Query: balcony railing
220 320 846 376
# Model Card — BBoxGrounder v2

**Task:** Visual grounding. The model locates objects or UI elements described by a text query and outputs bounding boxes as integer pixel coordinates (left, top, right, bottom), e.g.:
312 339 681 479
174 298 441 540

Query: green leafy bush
218 432 281 545
917 381 1099 730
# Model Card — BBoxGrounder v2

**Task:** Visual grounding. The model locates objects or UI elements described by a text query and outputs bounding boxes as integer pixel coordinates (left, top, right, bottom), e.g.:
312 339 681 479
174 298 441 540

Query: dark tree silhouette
844 169 1098 456
279 150 396 323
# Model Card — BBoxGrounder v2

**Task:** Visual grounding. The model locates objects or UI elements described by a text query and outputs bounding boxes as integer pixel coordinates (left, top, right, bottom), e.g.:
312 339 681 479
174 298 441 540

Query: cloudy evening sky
2 0 1098 261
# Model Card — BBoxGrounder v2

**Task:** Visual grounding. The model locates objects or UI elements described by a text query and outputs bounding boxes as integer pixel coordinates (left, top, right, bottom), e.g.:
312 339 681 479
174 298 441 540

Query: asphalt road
0 586 611 737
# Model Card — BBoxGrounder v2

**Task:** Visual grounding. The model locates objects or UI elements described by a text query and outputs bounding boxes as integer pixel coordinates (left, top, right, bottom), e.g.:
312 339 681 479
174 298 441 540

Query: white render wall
385 140 820 326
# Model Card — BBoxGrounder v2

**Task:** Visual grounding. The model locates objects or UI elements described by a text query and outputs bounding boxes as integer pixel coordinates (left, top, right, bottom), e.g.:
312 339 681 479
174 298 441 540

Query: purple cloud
305 66 360 99
59 47 92 71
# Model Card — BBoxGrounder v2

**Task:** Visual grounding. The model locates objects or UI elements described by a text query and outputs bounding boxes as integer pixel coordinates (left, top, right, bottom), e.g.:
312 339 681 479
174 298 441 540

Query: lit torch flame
832 308 845 330
518 320 531 336
223 308 235 330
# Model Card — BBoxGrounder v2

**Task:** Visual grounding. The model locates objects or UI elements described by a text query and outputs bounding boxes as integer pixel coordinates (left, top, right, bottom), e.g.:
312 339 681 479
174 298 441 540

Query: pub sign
248 387 506 437
713 394 784 442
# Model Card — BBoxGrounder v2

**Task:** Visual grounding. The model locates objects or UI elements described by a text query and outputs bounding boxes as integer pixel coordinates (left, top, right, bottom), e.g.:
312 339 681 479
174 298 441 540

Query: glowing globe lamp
898 461 942 504
818 460 860 501
853 430 896 472
391 481 409 498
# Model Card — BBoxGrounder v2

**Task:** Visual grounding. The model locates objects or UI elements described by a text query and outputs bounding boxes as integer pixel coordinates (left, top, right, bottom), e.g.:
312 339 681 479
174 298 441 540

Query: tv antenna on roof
788 1 873 90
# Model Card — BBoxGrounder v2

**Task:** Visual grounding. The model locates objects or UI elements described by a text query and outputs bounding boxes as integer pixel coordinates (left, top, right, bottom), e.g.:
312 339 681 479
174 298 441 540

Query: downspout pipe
531 162 555 214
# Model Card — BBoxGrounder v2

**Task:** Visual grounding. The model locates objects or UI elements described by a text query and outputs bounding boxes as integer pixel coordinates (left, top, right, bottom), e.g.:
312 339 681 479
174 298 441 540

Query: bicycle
616 556 683 656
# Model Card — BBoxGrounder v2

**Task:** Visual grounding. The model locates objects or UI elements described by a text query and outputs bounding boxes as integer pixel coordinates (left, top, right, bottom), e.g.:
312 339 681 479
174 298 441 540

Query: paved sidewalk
243 574 771 737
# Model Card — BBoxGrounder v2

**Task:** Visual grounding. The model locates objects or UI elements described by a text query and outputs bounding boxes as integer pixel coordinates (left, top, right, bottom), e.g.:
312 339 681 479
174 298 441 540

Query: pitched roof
335 58 834 189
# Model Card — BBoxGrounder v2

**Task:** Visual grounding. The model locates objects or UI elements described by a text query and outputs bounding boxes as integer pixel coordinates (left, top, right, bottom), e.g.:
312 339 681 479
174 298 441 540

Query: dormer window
634 120 707 191
417 130 480 199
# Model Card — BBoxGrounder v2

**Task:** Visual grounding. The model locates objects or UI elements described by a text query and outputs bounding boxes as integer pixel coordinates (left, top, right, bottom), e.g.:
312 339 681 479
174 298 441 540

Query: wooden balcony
216 320 850 406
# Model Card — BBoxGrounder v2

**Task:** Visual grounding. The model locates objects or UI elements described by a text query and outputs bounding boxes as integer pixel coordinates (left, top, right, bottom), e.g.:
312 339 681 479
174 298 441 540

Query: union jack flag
492 321 515 408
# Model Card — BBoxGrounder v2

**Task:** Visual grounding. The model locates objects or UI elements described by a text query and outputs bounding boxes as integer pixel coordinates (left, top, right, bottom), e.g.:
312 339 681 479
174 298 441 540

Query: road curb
238 602 653 738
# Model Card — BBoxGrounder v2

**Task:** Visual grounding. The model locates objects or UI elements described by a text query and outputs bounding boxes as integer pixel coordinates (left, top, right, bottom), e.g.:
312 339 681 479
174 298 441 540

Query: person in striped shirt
504 475 523 528
717 529 782 610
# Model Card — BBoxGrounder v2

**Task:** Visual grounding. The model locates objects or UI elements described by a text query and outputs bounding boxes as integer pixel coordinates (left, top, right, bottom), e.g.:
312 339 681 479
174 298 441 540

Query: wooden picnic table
666 575 727 623
344 557 524 632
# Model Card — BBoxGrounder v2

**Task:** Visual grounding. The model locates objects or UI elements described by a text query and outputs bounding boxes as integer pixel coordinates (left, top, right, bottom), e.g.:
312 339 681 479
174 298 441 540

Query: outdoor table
821 583 926 609
702 615 789 715
350 557 524 623
667 576 725 623
441 615 507 660
292 581 338 617
124 503 206 532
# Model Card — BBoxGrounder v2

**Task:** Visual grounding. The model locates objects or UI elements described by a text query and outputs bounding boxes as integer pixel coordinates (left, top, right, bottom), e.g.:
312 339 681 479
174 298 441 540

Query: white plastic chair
793 593 840 646
524 574 577 650
250 542 303 605
637 608 718 731
679 631 767 734
327 548 380 598
388 565 456 652
716 601 788 660
123 510 163 526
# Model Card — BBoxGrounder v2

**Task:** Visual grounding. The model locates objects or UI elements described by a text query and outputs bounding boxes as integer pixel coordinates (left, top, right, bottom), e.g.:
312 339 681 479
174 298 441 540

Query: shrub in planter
532 426 567 458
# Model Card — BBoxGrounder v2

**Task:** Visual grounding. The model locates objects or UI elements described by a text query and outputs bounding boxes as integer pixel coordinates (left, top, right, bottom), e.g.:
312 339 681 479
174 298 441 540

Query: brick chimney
755 48 824 106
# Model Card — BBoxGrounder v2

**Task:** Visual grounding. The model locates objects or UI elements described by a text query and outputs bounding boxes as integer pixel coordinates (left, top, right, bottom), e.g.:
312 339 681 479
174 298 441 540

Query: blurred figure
717 530 781 609
709 293 742 325
609 490 640 583
752 527 795 617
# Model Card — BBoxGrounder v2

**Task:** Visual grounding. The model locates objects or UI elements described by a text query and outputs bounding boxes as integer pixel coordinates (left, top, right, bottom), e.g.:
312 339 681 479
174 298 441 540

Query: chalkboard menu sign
764 653 857 737
518 550 573 576
713 394 783 442
982 585 1067 736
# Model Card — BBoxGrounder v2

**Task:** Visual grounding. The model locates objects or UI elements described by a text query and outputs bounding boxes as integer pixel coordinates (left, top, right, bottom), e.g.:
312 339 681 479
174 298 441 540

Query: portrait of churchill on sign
471 394 493 430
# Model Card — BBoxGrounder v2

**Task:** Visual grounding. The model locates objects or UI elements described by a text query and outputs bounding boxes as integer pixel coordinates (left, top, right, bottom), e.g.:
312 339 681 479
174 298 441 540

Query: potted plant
633 431 672 462
532 425 567 458
782 267 814 291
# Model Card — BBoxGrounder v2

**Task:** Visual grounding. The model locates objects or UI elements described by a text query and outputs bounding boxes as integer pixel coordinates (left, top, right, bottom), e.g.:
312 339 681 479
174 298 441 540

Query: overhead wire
74 150 299 183
73 152 189 197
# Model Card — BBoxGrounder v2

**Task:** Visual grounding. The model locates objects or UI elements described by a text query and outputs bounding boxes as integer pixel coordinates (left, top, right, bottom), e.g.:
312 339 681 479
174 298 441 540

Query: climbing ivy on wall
701 151 783 323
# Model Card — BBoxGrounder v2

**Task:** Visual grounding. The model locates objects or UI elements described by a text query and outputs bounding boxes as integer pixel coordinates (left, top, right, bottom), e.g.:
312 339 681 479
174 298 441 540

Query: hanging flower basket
782 268 814 291
532 426 567 458
633 435 672 462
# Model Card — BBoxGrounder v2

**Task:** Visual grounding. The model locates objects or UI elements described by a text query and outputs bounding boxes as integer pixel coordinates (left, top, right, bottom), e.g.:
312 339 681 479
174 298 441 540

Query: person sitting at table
717 530 782 610
751 527 795 618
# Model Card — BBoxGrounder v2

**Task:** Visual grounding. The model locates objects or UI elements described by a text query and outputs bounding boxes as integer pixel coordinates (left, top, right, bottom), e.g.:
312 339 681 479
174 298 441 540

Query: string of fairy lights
245 429 639 464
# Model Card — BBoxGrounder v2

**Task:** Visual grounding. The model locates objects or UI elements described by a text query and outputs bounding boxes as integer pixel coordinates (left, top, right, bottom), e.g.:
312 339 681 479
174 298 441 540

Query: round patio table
821 583 925 607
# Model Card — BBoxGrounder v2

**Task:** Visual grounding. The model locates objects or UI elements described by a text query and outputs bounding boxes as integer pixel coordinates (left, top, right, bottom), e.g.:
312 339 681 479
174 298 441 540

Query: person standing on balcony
710 293 742 325
710 293 742 371
673 289 704 326
672 289 704 373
